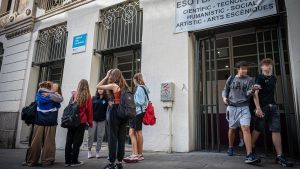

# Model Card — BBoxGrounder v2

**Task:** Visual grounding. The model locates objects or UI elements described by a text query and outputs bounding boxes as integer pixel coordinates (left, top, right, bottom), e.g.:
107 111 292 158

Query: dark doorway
194 26 297 157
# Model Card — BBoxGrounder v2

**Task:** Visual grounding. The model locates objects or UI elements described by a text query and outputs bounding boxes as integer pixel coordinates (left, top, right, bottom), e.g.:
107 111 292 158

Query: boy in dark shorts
251 58 293 167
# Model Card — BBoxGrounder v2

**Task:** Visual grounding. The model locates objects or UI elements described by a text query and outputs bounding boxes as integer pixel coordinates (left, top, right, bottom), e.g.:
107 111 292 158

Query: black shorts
129 113 145 131
254 105 281 133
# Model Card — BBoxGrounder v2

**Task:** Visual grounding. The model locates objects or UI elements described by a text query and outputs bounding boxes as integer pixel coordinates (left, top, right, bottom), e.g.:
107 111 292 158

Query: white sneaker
123 154 139 163
96 152 101 158
88 151 93 159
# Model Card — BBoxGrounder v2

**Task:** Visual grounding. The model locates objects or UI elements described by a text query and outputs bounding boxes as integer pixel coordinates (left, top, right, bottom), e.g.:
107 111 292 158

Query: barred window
33 23 67 65
33 23 67 85
96 0 143 53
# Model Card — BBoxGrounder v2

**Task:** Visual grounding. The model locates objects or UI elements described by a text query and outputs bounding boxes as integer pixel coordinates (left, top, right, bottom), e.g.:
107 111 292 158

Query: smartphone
253 84 262 90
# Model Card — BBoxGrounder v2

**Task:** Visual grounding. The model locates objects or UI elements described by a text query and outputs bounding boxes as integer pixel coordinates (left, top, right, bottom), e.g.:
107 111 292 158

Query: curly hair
76 79 91 106
39 81 52 90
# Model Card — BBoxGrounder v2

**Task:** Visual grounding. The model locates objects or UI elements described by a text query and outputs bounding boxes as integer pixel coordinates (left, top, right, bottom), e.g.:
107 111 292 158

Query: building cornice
4 17 34 39
35 0 95 22
0 0 95 40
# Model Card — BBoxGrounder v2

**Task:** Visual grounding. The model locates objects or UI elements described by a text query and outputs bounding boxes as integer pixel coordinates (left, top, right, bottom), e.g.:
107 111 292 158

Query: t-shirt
222 75 254 107
92 96 108 121
255 74 277 107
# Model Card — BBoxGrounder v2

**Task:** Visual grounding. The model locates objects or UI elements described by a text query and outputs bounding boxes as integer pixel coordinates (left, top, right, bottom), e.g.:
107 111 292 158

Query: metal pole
194 37 200 150
213 35 220 151
209 37 214 150
199 39 204 150
204 38 209 150
277 15 294 155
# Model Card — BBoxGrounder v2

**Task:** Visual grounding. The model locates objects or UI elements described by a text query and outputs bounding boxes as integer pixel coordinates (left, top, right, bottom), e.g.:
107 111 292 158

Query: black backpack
117 90 136 120
21 102 37 125
61 97 80 128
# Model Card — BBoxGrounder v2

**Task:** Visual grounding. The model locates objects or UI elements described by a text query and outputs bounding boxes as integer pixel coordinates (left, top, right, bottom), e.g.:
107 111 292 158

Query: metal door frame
194 25 296 155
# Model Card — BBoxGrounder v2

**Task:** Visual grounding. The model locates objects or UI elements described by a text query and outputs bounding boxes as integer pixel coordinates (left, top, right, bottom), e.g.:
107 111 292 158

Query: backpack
117 89 136 120
21 102 37 125
140 86 156 126
226 75 255 116
61 96 80 128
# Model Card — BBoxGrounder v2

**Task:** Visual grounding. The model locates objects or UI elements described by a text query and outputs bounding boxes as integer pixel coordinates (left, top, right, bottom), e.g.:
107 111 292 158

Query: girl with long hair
65 79 93 167
124 73 150 163
96 69 129 169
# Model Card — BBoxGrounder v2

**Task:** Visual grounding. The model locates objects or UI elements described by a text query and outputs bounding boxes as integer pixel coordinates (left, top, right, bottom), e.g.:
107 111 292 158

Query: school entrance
193 17 299 157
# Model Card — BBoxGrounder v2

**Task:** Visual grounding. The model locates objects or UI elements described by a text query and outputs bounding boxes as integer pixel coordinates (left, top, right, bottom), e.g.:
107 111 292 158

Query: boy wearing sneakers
222 61 260 164
252 58 293 167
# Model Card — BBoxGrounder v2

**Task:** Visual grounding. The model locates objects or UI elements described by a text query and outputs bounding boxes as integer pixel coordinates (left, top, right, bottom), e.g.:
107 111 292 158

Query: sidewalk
0 148 298 169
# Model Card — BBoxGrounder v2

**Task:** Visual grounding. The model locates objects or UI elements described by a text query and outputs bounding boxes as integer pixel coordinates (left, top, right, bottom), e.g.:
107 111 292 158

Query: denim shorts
254 105 281 132
226 106 251 129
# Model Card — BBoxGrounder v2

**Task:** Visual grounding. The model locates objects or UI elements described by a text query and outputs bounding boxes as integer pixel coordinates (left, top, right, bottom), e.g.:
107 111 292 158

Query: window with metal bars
96 0 143 53
38 61 65 85
36 0 79 12
33 23 67 65
100 50 141 89
33 23 67 85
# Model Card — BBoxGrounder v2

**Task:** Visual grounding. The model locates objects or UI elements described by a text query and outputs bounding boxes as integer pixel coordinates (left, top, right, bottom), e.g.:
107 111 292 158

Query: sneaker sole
123 159 138 163
245 158 261 164
277 161 294 167
71 163 84 167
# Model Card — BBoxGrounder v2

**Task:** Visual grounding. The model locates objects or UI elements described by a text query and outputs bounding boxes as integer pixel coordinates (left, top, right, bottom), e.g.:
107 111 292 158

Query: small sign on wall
161 82 175 102
72 33 87 54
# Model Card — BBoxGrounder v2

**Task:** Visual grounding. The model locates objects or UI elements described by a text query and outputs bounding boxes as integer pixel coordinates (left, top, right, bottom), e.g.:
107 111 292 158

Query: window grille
33 23 67 65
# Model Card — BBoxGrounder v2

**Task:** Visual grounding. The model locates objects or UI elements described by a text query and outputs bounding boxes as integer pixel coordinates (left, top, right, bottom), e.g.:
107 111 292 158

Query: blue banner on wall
72 33 87 54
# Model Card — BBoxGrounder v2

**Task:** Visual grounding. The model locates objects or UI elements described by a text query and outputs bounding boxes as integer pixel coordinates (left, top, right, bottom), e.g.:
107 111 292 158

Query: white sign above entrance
175 0 277 33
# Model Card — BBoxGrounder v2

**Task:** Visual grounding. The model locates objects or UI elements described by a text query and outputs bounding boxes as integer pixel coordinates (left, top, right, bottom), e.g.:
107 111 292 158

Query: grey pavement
0 148 299 169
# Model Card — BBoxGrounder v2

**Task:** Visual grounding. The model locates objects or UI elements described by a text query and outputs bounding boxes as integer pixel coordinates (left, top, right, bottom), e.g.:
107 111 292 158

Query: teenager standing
222 61 260 164
25 81 63 167
97 69 129 169
124 73 149 163
88 89 108 159
252 58 293 167
65 79 93 167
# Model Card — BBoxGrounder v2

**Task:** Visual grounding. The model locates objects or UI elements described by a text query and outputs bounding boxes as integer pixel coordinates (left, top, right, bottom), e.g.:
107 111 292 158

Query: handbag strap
140 86 149 101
